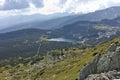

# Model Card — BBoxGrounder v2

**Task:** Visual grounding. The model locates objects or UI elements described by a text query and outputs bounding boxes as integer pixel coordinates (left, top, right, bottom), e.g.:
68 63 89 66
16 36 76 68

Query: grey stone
79 54 101 80
79 42 120 80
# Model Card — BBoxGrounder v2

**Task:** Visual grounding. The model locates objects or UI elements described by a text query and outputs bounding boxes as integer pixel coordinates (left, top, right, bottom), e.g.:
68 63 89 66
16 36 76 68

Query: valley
0 16 120 60
0 4 120 80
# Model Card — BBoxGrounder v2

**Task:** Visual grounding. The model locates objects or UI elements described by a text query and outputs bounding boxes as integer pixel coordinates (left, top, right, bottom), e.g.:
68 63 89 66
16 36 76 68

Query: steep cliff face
79 42 120 80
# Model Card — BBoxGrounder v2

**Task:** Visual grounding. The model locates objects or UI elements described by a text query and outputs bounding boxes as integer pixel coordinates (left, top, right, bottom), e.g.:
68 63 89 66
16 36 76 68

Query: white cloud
68 0 120 14
0 0 5 6
72 0 105 14
0 0 120 18
38 0 63 14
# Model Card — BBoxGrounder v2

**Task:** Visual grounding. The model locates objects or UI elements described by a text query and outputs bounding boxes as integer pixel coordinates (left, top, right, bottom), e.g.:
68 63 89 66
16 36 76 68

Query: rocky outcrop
79 42 120 80
85 70 120 80
79 54 101 80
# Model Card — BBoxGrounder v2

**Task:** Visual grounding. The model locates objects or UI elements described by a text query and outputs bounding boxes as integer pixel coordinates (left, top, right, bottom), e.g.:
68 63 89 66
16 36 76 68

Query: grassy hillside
0 37 120 80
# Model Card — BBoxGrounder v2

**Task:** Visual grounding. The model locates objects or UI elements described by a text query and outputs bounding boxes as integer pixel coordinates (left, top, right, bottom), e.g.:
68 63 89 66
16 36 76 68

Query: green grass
0 37 120 80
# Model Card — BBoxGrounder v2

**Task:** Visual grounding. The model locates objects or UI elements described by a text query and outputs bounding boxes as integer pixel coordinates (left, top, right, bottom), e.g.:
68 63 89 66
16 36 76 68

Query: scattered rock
85 70 120 80
79 42 120 80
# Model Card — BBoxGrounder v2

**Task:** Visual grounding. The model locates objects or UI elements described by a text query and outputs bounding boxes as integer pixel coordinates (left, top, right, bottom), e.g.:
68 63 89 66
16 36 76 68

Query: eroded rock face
97 50 120 73
79 54 101 80
79 42 120 80
85 70 120 80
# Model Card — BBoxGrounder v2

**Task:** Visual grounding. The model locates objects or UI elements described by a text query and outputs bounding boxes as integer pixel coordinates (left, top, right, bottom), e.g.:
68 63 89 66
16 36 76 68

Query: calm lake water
48 38 75 42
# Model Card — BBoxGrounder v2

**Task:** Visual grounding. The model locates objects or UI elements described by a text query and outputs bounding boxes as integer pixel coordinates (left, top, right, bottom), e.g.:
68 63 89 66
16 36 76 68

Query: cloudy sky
0 0 120 17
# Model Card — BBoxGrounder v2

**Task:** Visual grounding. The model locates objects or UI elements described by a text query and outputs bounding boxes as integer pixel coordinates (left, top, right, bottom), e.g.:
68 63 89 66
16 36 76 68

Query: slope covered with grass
0 37 120 80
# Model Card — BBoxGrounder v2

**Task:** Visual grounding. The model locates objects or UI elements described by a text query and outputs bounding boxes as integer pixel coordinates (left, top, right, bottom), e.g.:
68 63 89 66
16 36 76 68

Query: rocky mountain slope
0 36 120 80
79 41 120 80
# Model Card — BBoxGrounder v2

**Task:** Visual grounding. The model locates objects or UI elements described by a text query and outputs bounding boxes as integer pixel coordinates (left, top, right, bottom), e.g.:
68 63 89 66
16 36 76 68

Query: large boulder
79 54 101 80
79 42 120 80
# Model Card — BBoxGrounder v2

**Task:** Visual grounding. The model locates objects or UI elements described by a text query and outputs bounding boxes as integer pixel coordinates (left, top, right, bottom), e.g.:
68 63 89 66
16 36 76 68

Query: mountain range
0 16 120 59
0 6 120 80
0 6 120 33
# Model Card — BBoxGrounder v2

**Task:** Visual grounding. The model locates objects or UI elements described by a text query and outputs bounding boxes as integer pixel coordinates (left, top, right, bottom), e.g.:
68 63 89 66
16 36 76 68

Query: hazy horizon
0 0 120 18
0 0 120 30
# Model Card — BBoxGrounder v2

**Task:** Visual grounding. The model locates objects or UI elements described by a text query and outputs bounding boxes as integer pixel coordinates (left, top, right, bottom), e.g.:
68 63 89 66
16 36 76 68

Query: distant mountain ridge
1 6 120 33
0 17 120 59
1 16 120 43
